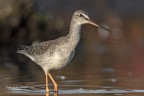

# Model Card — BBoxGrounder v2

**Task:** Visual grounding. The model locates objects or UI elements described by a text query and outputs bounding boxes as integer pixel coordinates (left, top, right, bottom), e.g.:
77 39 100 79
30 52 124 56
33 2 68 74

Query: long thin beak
88 20 111 32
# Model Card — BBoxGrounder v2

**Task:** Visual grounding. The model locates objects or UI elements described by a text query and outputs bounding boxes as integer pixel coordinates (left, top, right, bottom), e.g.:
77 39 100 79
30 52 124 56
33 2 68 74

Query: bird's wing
25 41 49 56
23 40 58 56
17 37 65 56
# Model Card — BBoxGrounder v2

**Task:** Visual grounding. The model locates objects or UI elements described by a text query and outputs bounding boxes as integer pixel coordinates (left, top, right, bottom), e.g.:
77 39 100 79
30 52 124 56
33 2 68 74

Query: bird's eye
79 14 83 17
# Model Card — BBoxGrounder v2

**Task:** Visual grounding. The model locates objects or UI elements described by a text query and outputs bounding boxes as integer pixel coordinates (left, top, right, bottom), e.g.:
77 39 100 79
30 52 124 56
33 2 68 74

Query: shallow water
1 62 144 96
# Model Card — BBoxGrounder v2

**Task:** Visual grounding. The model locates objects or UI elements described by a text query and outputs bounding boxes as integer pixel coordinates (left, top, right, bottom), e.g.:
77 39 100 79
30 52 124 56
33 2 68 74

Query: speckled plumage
17 10 110 93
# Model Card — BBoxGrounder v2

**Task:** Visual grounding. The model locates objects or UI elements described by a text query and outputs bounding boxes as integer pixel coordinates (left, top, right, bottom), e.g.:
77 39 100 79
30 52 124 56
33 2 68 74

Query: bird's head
73 10 111 32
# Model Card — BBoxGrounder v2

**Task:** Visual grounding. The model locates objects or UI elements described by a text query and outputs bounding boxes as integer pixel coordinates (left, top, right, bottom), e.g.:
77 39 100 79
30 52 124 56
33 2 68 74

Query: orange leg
48 73 58 92
46 74 49 93
46 93 49 96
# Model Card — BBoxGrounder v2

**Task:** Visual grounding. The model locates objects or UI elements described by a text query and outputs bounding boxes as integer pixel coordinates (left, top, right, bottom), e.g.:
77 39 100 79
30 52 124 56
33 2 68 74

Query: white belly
40 50 75 71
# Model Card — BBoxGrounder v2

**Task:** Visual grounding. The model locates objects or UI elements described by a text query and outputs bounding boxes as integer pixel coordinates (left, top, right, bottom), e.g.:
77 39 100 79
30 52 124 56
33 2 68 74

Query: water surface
1 61 144 96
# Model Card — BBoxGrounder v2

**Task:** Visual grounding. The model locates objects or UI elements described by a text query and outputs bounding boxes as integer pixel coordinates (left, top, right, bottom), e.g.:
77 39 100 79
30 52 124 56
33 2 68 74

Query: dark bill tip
97 24 112 32
89 20 111 32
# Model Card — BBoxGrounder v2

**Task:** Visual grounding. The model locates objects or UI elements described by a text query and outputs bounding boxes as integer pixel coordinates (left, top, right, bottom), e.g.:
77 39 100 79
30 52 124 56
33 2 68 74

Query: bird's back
17 36 69 60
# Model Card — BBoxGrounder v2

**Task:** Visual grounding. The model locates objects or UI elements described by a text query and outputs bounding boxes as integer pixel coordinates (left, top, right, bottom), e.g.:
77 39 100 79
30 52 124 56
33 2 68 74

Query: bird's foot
54 87 58 93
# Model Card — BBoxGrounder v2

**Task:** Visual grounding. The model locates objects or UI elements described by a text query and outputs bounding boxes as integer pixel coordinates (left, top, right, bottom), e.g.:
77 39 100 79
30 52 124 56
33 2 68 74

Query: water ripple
6 85 144 95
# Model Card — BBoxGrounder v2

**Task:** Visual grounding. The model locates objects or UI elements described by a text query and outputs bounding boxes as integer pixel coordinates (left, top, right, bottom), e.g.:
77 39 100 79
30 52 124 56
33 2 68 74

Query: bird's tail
17 49 25 54
17 46 35 61
17 45 28 54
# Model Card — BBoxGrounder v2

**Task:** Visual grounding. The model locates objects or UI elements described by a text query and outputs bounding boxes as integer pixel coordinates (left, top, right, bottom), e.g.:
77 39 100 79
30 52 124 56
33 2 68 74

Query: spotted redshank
17 10 110 93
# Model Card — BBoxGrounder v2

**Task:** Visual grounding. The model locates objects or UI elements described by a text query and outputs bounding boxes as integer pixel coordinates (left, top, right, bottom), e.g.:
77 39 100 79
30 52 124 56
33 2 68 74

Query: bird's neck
66 20 82 50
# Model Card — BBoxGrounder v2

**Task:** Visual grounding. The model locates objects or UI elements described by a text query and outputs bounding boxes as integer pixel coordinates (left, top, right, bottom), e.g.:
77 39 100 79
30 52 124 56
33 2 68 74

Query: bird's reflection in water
46 93 59 96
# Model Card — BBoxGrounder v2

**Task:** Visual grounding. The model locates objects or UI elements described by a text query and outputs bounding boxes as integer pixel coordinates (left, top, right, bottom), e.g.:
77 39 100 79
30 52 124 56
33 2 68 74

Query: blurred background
1 0 144 95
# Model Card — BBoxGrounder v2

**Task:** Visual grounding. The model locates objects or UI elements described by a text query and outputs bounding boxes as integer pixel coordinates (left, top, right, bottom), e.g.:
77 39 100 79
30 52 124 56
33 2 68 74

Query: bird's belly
52 53 74 70
34 49 75 72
